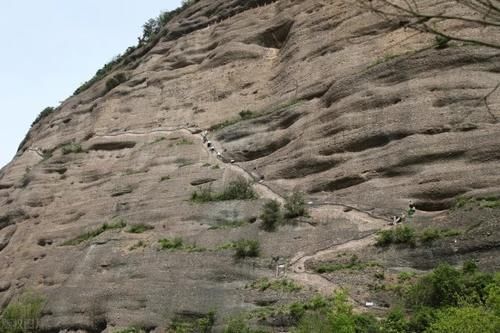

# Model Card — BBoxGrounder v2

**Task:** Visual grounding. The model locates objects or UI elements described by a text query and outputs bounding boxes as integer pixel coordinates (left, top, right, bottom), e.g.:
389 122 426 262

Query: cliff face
1 0 499 331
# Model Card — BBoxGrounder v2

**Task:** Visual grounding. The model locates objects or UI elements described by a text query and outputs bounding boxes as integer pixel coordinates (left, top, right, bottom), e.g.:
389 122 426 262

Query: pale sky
0 0 183 168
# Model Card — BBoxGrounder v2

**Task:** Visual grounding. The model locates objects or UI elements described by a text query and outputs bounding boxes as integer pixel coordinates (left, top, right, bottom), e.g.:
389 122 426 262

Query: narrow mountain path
91 125 391 296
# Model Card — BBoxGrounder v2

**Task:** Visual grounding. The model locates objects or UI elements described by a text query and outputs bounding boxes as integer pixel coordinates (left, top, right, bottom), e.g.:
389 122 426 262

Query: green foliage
126 224 154 234
284 191 308 219
169 311 215 333
31 107 55 127
239 110 255 119
191 179 257 202
381 307 408 333
435 35 450 49
73 0 200 96
191 186 214 202
405 263 496 309
62 218 126 246
61 143 83 155
419 228 461 244
260 200 282 231
105 73 127 92
247 278 302 293
113 328 146 333
375 226 416 247
158 237 185 250
0 292 45 333
234 239 260 259
208 218 248 230
158 238 204 252
293 312 331 333
426 306 499 333
453 196 500 210
160 175 171 182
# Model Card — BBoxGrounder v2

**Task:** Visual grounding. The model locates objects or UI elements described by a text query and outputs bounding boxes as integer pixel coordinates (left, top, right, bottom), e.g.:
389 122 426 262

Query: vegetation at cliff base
191 178 257 202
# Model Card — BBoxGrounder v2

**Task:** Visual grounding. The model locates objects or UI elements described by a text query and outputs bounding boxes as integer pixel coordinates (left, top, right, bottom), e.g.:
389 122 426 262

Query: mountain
0 0 499 332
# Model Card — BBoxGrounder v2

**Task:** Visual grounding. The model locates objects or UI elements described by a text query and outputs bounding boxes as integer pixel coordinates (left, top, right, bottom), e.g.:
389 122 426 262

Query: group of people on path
390 201 416 225
201 129 235 163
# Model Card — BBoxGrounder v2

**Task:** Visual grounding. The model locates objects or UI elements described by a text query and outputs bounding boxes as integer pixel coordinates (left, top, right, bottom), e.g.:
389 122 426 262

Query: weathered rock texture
0 0 499 331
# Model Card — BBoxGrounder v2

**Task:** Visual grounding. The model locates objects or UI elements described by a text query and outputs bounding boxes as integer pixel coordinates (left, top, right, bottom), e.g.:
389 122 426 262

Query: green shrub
375 229 394 247
247 278 302 292
62 218 126 246
234 239 260 259
420 228 461 244
61 143 83 155
191 186 214 203
375 226 416 247
113 328 146 333
31 107 55 127
217 178 256 201
126 224 154 234
426 306 499 333
284 191 307 219
105 73 127 92
158 238 204 252
191 179 256 202
160 175 171 182
393 225 416 246
435 35 450 49
239 110 254 119
170 311 215 333
0 292 45 333
158 237 184 250
260 200 282 231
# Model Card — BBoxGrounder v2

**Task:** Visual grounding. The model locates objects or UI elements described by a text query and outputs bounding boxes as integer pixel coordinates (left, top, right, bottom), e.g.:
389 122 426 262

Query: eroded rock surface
0 0 499 331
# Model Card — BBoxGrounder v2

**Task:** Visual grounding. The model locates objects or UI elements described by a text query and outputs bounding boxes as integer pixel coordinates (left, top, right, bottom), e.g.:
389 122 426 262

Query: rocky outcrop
0 0 499 331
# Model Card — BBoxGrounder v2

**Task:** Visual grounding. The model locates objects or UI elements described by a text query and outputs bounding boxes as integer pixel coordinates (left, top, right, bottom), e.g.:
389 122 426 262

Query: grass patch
191 178 257 203
208 218 248 230
61 143 83 155
62 217 126 246
453 196 500 210
169 311 215 333
233 239 260 259
126 223 154 234
211 164 220 169
377 226 462 247
376 225 417 247
160 175 171 182
419 228 461 244
158 238 205 252
0 292 45 333
246 278 302 292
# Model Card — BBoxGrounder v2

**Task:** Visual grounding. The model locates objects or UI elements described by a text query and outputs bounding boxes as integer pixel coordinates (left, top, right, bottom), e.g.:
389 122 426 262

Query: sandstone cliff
0 0 499 331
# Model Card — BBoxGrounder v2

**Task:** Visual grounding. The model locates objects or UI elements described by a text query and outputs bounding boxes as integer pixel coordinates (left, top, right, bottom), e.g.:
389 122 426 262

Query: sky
0 0 183 168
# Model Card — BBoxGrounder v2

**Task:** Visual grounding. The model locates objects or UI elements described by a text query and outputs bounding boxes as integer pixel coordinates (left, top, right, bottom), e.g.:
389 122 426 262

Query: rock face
0 0 499 331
